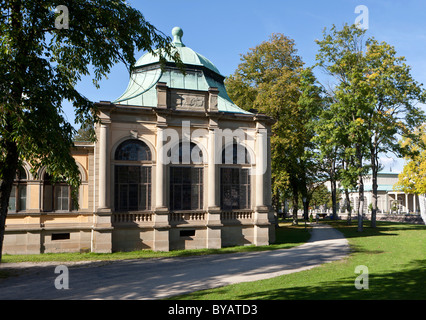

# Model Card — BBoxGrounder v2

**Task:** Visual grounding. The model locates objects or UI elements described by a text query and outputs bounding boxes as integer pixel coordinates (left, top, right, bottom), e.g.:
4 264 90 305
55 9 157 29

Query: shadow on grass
321 220 426 240
178 221 426 300
185 258 426 300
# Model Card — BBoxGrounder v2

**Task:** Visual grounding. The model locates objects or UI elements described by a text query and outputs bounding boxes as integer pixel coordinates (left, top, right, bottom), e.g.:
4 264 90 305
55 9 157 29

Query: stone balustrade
169 211 206 223
221 210 253 221
112 212 153 223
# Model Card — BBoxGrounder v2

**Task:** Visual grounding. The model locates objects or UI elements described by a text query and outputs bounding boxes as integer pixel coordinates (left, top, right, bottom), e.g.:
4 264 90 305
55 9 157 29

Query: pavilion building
3 27 274 254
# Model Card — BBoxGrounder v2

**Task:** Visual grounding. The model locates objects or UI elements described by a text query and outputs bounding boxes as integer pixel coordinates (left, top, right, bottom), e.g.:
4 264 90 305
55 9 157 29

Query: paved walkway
0 224 349 300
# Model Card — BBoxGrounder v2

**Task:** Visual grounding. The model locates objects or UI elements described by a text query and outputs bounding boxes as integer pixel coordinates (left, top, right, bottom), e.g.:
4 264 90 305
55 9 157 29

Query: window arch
221 142 250 165
8 167 27 213
169 141 204 211
114 139 152 212
168 141 204 164
115 139 151 161
220 142 251 210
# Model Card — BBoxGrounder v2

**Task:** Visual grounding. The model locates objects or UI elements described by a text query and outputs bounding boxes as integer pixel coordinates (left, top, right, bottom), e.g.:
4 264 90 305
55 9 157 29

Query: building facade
347 172 419 215
3 27 274 254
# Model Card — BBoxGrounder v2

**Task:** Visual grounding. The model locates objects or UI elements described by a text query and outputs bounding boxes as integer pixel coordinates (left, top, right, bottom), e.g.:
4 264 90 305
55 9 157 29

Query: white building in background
345 171 419 214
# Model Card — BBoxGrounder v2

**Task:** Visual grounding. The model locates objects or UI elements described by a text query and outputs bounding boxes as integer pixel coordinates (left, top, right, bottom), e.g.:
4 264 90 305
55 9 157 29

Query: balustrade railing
169 211 205 222
112 210 254 225
112 212 153 223
221 210 253 221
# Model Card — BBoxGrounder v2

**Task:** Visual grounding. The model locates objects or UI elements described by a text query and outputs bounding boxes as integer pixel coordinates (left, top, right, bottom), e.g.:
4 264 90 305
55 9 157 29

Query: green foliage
0 0 181 258
313 24 426 227
310 184 331 208
74 122 95 142
0 0 180 184
316 24 426 165
225 34 324 219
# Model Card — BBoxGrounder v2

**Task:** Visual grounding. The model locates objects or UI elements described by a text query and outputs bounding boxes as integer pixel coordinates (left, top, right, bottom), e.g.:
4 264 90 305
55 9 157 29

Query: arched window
220 143 251 210
43 173 78 212
221 142 250 165
168 141 204 165
8 167 27 213
169 142 203 211
114 139 152 212
115 139 151 161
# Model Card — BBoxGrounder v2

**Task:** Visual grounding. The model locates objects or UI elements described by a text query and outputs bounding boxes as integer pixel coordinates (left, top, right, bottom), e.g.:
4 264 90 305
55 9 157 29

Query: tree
395 126 426 194
360 39 426 227
313 25 370 230
314 24 426 230
0 0 181 261
395 127 426 223
226 34 323 225
74 122 95 142
310 184 331 209
299 66 346 220
298 67 328 220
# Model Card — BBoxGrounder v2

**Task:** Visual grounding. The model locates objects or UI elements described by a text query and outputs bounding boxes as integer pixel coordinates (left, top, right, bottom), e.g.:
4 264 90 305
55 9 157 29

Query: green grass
1 221 311 264
171 221 426 300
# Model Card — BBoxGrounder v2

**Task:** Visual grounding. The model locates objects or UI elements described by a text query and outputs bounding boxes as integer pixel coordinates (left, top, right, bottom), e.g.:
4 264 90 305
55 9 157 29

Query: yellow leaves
397 125 426 194
355 117 365 125
366 71 379 81
400 137 413 149
396 150 426 194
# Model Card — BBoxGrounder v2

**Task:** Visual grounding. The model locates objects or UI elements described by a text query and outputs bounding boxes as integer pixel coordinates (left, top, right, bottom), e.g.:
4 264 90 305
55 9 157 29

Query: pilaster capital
99 119 111 126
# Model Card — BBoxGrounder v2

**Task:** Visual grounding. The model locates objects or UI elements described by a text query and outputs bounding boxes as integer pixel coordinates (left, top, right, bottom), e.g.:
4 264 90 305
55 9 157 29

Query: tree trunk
330 159 338 220
357 176 364 232
370 149 378 228
0 140 19 263
300 182 308 221
292 191 299 225
0 0 24 262
345 188 352 224
331 178 337 220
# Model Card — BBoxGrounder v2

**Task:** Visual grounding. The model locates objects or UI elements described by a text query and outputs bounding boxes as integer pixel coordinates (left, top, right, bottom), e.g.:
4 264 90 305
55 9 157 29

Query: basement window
52 233 70 241
180 230 195 237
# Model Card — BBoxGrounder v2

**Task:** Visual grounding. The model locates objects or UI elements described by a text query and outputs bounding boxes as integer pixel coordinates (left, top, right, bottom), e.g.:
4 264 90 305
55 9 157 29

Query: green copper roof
113 27 251 115
135 27 222 76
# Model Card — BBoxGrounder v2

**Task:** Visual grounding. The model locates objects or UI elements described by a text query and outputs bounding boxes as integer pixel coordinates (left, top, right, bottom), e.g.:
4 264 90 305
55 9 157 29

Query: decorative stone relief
170 91 206 111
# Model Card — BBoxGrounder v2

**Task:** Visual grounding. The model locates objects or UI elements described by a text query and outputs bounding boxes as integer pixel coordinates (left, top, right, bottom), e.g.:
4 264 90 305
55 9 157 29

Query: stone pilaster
254 121 270 246
206 118 221 248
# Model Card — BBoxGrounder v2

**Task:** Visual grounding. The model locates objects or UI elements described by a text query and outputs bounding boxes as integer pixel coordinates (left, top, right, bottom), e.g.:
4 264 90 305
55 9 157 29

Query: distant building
346 171 419 214
4 27 274 254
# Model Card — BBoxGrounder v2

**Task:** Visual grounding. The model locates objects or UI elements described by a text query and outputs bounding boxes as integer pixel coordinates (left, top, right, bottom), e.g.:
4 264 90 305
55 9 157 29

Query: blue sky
64 0 426 172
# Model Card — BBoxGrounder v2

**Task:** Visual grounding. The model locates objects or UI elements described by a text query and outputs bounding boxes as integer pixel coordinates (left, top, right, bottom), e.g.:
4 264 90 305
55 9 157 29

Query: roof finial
172 26 185 47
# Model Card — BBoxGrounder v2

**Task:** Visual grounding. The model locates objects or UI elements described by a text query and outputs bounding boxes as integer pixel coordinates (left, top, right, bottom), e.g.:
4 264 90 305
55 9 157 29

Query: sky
63 0 426 173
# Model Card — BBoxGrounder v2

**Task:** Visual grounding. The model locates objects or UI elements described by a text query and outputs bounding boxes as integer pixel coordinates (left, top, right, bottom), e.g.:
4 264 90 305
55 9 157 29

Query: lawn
171 220 426 300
